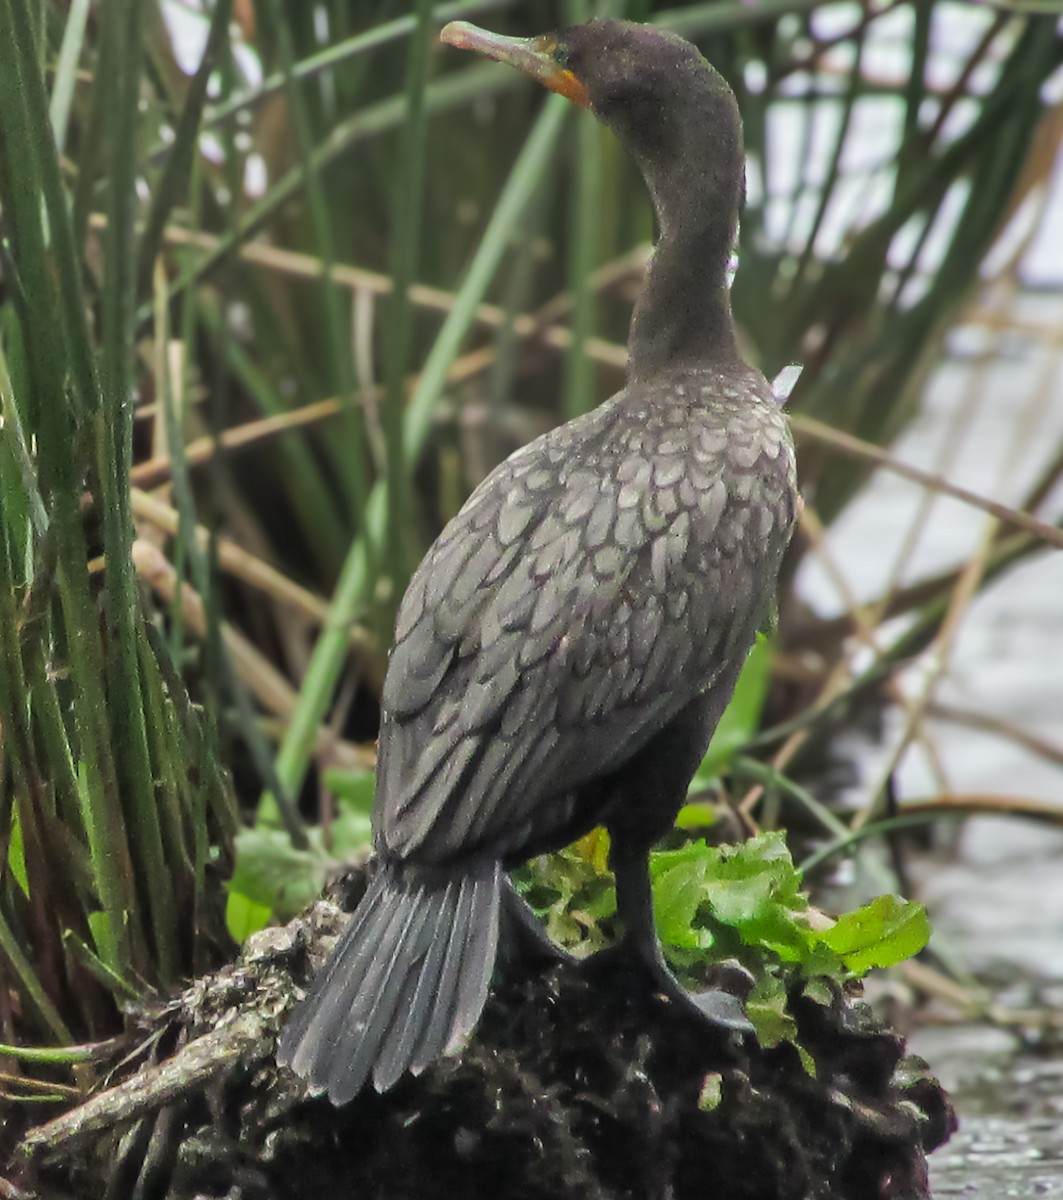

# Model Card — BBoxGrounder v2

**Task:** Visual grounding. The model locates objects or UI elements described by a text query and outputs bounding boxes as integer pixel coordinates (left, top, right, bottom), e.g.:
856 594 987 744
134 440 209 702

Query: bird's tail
277 859 501 1104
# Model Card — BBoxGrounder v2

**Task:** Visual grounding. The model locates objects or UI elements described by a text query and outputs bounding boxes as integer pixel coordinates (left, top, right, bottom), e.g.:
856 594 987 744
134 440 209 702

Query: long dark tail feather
277 860 502 1105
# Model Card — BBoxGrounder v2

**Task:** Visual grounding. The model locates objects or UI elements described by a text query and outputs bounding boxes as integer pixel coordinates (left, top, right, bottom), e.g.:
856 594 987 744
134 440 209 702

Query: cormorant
277 17 799 1105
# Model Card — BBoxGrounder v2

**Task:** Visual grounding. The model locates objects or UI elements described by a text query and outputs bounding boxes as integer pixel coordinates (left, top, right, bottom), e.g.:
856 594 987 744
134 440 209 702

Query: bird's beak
440 21 592 109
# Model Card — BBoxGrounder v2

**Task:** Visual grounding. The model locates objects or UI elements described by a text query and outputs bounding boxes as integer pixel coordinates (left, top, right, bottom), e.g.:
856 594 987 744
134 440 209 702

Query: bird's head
441 18 746 375
440 18 736 165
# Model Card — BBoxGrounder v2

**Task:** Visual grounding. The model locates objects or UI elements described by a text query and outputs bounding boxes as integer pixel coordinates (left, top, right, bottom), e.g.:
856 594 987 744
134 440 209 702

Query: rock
17 890 956 1200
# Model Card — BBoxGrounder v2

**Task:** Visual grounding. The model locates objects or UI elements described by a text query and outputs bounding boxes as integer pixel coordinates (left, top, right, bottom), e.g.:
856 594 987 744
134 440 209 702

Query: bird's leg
582 689 755 1034
499 876 576 968
609 848 754 1034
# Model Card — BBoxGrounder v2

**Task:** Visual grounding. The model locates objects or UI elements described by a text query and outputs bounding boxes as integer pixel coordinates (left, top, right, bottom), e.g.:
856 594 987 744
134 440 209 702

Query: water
798 289 1063 807
906 816 1063 1193
799 290 1063 1194
909 1022 1063 1198
789 16 1063 1172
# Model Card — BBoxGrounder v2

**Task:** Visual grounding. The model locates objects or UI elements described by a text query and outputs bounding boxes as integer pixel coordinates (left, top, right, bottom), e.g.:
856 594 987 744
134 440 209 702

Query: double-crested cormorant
278 18 799 1105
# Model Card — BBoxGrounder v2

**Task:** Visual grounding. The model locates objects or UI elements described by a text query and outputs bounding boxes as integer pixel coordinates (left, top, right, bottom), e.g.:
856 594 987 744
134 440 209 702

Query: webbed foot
601 849 757 1037
585 939 755 1034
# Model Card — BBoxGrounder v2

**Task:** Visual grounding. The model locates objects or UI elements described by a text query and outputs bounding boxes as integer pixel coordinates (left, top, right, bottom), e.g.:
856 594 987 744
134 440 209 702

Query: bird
277 17 799 1106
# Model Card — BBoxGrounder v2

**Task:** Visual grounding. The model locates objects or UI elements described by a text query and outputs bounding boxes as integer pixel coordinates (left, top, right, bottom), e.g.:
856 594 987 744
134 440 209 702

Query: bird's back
374 363 797 869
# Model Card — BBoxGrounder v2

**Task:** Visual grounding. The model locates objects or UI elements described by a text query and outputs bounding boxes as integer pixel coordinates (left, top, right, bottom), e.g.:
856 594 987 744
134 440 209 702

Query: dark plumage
277 18 799 1105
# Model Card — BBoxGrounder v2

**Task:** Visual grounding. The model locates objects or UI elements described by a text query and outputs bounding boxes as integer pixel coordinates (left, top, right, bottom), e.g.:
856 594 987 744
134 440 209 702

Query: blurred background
1 1 1061 1192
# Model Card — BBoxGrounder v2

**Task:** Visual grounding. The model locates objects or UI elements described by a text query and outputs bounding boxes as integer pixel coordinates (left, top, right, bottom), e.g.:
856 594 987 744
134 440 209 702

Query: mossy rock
17 888 955 1200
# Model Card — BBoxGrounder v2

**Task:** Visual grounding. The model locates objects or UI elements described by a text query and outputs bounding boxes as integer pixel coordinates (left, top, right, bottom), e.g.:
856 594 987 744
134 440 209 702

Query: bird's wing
375 403 795 863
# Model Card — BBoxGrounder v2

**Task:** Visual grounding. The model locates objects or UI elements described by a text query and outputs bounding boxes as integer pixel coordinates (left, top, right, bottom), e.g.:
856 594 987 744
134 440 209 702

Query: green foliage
229 766 928 1063
697 1072 724 1113
817 894 932 975
233 766 930 1059
520 830 930 1052
652 833 930 1049
514 831 618 952
0 0 237 1047
654 835 811 961
227 768 376 938
656 833 928 975
229 830 329 926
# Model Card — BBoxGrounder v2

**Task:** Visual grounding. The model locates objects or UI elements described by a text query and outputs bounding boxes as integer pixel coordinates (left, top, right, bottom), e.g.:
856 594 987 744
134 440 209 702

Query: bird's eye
553 45 572 70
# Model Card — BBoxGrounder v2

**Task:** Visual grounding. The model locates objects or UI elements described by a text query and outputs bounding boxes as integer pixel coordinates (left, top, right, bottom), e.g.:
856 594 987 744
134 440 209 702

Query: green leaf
8 807 28 897
323 768 377 855
796 1044 817 1078
697 834 813 963
675 801 717 830
649 835 817 964
803 977 835 1007
330 810 374 858
816 894 931 975
228 827 327 921
801 938 848 979
324 767 376 812
653 859 714 950
62 929 140 1003
87 911 117 970
0 1040 96 1065
226 771 378 939
698 1072 723 1113
512 846 616 951
225 891 273 944
745 973 798 1049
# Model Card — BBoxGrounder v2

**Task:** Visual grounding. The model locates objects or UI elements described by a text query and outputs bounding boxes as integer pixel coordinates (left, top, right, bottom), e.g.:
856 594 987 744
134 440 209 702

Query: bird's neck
627 102 744 385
